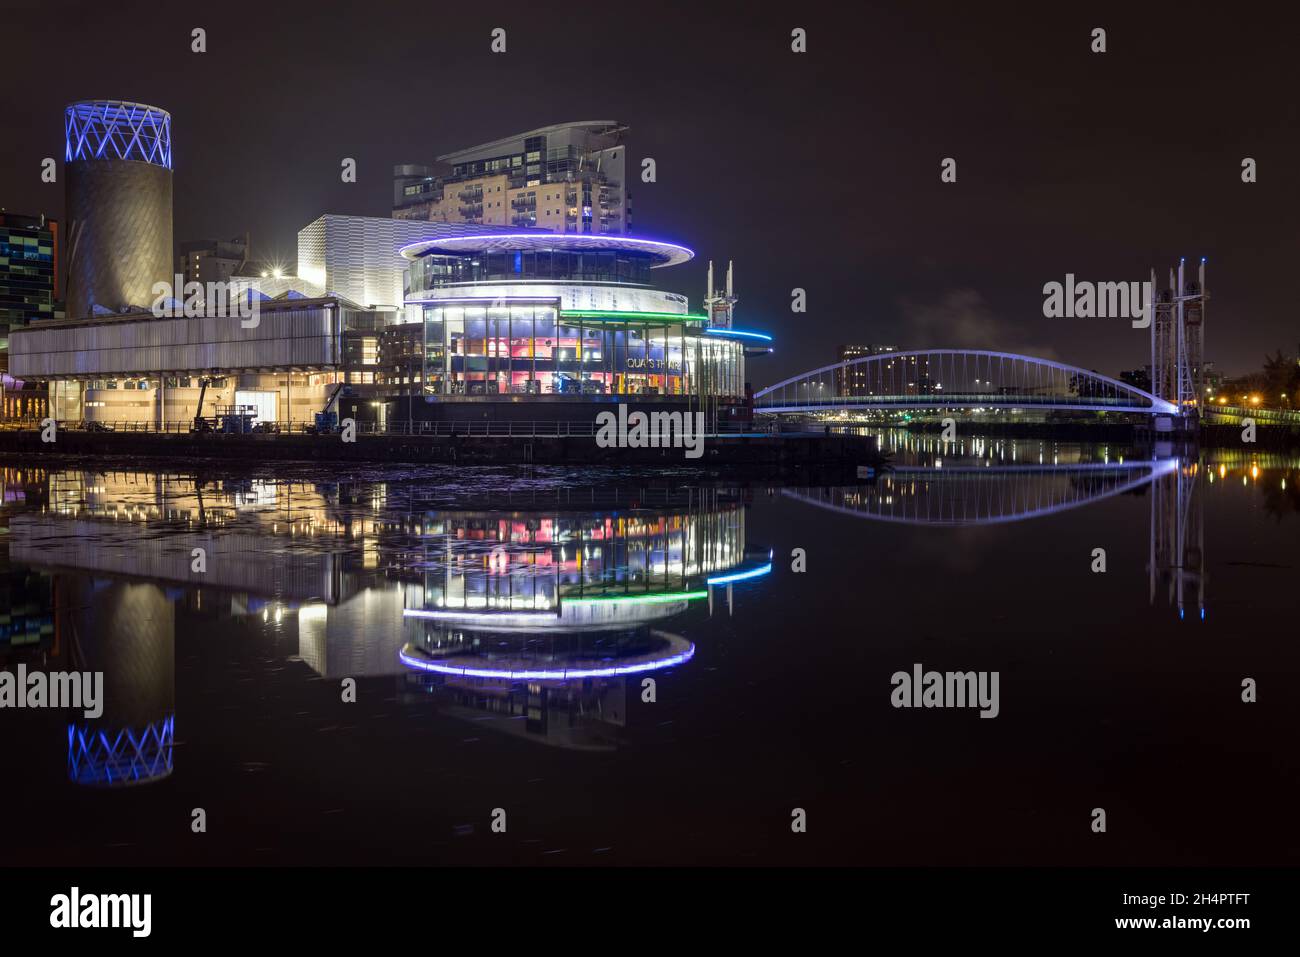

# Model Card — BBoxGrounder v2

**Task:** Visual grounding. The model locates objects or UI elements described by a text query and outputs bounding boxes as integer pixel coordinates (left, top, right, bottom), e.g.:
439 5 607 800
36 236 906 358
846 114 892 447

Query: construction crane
190 378 213 433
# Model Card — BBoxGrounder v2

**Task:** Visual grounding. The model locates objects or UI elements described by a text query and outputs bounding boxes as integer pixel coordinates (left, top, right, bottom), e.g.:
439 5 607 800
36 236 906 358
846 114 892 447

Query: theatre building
9 233 768 429
387 232 766 424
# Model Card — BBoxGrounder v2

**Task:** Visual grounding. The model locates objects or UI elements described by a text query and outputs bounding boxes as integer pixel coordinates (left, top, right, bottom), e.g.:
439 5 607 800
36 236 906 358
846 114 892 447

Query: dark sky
3 0 1297 383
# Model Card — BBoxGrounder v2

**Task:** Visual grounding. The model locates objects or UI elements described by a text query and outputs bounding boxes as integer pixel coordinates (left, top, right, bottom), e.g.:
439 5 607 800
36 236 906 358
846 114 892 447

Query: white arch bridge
754 350 1178 416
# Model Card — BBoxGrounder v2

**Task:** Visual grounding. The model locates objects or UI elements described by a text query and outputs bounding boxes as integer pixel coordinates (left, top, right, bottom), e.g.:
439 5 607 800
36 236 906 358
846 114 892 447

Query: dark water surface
2 435 1297 865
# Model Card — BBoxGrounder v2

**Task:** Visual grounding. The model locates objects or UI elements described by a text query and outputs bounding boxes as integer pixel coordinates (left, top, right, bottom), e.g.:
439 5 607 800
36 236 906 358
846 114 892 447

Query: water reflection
1 449 1296 770
786 461 1177 525
1 467 772 759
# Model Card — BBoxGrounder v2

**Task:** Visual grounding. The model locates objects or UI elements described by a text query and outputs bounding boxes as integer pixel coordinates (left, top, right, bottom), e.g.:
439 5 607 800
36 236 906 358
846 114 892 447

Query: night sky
3 0 1296 383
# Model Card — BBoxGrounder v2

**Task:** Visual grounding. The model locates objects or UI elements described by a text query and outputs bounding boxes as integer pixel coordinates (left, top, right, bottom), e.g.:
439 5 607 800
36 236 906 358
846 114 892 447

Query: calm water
2 434 1297 865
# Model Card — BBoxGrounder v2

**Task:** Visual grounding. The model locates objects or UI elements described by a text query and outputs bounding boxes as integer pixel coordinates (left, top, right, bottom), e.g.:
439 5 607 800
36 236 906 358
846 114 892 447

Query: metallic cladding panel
65 159 173 319
9 307 340 378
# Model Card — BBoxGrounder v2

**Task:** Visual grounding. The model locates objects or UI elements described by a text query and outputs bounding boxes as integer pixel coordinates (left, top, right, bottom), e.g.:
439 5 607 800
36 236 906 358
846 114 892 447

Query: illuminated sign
627 357 681 371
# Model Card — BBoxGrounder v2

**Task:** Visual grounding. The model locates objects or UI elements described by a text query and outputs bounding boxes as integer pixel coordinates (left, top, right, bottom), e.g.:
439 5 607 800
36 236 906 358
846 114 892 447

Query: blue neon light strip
704 328 774 342
706 562 773 585
398 645 695 681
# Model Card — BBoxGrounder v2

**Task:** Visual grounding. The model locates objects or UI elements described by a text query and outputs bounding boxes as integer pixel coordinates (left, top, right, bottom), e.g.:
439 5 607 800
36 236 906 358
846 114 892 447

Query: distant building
836 344 898 396
394 122 630 234
0 211 61 369
1119 366 1152 393
1 211 61 418
176 235 249 287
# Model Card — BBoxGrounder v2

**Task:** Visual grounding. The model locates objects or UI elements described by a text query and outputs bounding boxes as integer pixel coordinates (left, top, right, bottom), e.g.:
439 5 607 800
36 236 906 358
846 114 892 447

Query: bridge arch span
754 349 1177 415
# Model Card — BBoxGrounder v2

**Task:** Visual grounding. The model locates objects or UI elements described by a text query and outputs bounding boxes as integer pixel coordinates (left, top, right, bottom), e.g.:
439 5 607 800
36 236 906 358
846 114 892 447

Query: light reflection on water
0 441 1297 862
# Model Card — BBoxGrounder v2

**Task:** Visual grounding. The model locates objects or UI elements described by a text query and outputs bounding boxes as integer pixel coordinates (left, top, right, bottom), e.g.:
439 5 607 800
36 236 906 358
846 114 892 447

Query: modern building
10 293 386 425
1 212 61 420
296 214 514 314
0 212 61 364
395 232 764 416
12 105 760 428
11 230 767 427
63 100 173 319
394 122 630 234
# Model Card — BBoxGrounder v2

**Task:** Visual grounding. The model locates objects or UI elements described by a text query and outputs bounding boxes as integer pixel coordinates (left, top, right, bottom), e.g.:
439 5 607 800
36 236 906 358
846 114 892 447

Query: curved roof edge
399 233 695 268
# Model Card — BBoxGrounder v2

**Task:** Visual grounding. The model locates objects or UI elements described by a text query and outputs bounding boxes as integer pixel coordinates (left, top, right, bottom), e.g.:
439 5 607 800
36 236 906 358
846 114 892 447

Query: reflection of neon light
565 590 707 606
707 563 772 585
398 644 694 680
403 608 557 624
704 328 774 342
67 714 176 787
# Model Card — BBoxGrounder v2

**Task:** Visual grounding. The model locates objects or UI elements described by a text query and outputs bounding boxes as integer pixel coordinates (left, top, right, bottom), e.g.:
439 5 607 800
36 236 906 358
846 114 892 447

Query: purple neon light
398 644 694 680
398 233 694 267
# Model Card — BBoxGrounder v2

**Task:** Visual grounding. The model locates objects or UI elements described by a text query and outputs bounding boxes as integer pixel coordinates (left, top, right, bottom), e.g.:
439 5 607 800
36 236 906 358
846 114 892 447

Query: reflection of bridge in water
755 350 1179 416
786 458 1205 618
784 461 1178 526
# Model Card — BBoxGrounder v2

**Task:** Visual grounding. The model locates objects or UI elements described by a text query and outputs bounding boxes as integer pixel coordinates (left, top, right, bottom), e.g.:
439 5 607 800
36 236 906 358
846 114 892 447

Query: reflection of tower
63 579 176 786
64 100 173 319
704 260 737 330
1150 259 1207 417
1149 461 1205 619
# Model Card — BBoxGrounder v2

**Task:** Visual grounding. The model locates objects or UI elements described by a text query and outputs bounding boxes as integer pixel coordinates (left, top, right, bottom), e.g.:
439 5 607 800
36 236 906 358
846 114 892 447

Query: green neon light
566 589 709 606
560 310 708 323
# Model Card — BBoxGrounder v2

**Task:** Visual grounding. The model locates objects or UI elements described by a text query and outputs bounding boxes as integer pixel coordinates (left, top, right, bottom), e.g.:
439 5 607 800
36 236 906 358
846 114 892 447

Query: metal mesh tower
64 100 173 319
1150 259 1207 417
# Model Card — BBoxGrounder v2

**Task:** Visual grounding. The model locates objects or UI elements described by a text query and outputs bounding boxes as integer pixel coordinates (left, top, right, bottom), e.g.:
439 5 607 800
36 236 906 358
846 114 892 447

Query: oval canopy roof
399 233 694 268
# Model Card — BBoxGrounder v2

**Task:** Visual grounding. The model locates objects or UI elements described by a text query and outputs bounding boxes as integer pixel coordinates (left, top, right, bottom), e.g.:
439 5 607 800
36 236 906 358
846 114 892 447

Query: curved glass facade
402 237 748 400
410 302 742 397
409 247 659 289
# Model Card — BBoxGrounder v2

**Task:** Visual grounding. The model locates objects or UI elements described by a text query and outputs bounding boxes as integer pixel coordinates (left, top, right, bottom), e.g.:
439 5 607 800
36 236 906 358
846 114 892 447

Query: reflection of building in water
7 467 770 751
61 579 175 787
0 565 55 660
0 467 57 665
400 630 694 752
1151 460 1204 620
16 469 375 605
296 586 406 677
397 491 767 749
404 493 746 624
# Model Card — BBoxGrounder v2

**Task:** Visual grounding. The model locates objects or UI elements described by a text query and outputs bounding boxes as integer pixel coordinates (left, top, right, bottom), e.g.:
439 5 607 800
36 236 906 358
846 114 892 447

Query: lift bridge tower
704 259 736 330
1149 257 1207 421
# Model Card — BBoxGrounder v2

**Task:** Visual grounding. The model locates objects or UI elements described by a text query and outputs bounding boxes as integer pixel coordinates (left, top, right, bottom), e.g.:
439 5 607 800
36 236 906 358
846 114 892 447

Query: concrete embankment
0 429 881 470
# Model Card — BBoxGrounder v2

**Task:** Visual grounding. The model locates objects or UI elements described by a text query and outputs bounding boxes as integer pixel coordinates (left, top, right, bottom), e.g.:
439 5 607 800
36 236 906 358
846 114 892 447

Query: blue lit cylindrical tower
64 100 173 319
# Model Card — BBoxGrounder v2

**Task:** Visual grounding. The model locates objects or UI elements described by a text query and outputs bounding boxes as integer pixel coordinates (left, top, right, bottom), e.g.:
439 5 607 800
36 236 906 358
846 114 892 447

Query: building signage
627 357 680 372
